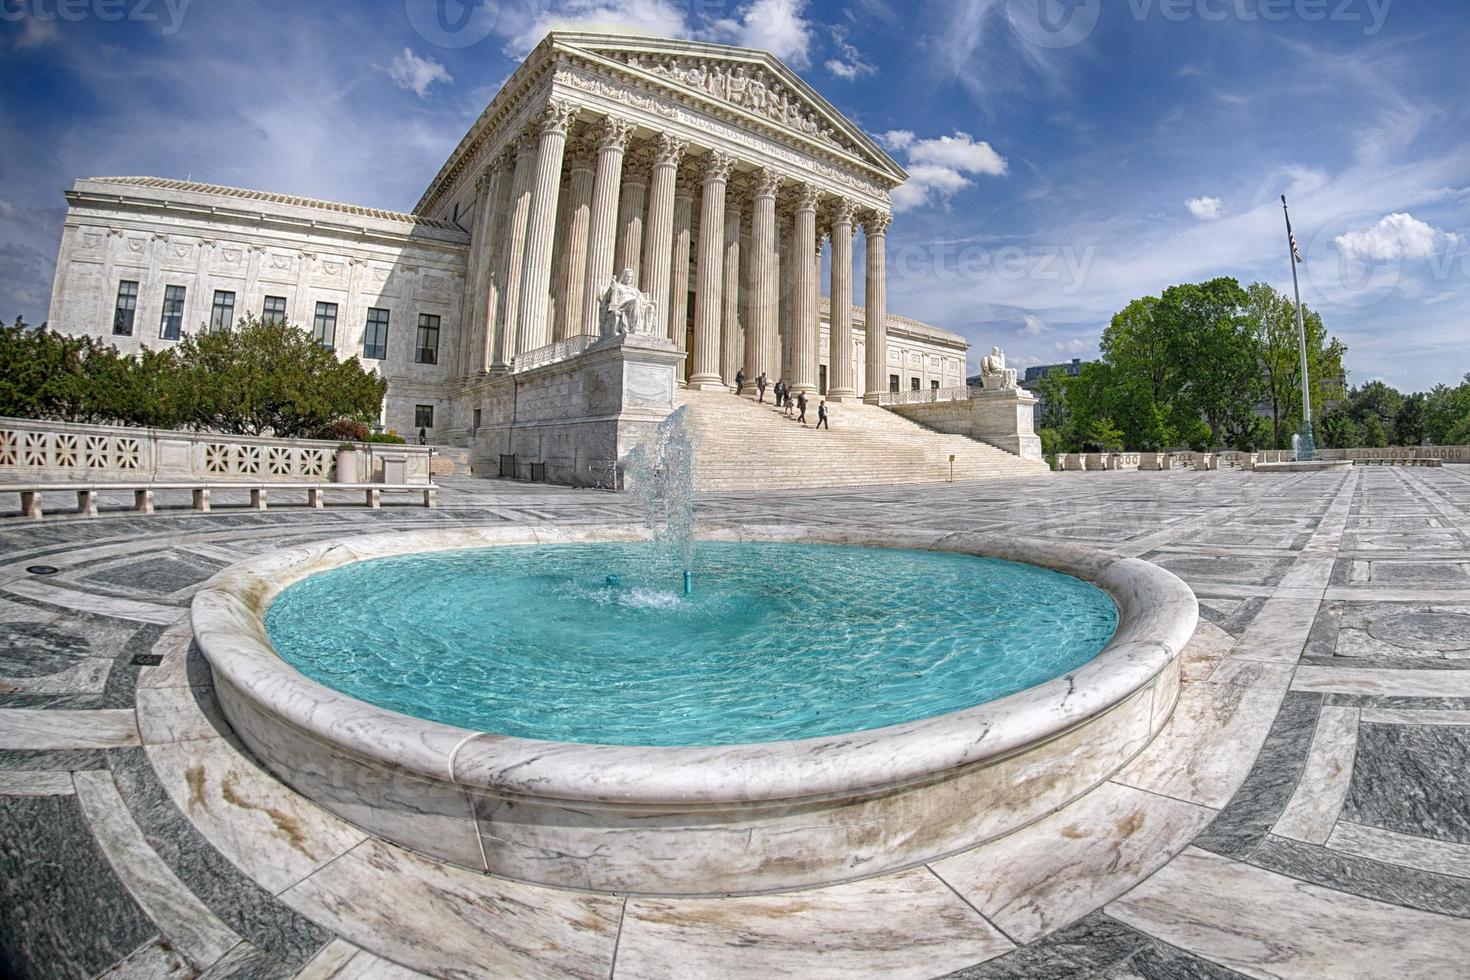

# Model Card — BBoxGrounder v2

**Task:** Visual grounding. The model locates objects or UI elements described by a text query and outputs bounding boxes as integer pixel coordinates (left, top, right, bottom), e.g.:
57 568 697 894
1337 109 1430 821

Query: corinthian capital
831 198 858 228
864 211 893 236
795 182 821 211
652 132 689 168
754 166 783 198
538 99 576 135
702 150 736 184
595 115 633 152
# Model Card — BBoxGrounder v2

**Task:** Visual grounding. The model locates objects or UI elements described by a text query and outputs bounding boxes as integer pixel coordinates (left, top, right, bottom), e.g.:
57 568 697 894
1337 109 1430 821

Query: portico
427 33 906 412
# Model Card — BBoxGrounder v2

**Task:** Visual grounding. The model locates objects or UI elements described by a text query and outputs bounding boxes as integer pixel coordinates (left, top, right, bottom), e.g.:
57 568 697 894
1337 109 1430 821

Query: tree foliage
0 317 385 438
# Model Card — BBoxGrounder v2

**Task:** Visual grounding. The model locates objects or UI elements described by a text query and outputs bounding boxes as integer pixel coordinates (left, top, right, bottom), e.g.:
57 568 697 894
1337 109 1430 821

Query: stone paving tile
2 469 1469 976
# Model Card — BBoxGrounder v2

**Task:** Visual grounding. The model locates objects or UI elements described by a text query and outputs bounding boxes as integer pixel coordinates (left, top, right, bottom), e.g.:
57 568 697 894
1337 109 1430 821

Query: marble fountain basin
190 524 1197 896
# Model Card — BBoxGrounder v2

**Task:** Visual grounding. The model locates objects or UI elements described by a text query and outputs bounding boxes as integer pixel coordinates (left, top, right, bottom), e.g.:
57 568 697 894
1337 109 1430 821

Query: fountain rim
191 523 1197 807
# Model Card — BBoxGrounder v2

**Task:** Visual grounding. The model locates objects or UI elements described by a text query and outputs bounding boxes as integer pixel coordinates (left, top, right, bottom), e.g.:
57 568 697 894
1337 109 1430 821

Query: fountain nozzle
683 571 693 596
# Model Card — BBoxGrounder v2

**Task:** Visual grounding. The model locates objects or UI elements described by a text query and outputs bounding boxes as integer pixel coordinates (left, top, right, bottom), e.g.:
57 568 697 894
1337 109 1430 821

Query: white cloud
1334 213 1463 263
1185 196 1224 221
504 1 691 56
824 30 874 81
383 48 453 98
880 130 916 151
907 132 1008 176
710 0 814 68
1021 314 1047 336
887 132 1008 212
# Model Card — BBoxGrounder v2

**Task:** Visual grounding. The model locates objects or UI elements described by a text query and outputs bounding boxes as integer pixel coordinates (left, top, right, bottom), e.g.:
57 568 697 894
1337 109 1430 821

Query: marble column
641 133 686 342
720 197 743 386
863 212 892 403
744 169 778 387
669 174 695 383
456 167 491 377
580 115 632 335
688 151 734 390
827 199 857 401
476 151 512 373
494 130 537 371
790 183 820 394
779 210 794 382
547 176 571 342
555 138 596 340
614 145 650 278
515 101 575 357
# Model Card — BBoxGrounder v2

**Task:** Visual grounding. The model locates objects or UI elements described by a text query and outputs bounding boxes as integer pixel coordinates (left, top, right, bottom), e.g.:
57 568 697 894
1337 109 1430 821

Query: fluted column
580 116 632 334
670 174 695 383
863 212 892 403
720 198 743 385
515 101 575 357
458 162 495 377
778 210 793 382
791 184 820 394
556 138 596 340
547 176 571 342
614 145 650 278
477 152 513 373
641 133 686 341
689 151 734 390
494 130 537 371
827 199 857 401
745 168 780 386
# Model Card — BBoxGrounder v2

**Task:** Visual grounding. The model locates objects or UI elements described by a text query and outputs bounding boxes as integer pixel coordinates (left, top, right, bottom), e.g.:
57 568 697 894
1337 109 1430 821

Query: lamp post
1282 195 1316 461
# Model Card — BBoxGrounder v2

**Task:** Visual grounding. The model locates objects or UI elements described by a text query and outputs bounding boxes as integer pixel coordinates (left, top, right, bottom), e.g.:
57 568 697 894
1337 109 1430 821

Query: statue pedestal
969 387 1043 462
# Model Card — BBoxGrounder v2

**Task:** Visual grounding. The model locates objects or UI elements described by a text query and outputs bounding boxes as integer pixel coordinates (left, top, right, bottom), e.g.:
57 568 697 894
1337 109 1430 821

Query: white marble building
44 32 968 444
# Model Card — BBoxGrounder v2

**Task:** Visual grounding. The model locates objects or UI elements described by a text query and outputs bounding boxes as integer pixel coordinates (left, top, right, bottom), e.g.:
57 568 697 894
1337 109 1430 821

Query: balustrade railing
874 385 975 407
513 334 601 374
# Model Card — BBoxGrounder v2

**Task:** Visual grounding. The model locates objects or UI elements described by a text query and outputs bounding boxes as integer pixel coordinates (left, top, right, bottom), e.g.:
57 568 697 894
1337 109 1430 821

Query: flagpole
1282 195 1317 461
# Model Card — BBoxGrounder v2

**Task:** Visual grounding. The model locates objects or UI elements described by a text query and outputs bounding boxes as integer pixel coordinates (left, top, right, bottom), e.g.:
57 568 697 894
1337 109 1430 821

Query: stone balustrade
0 416 432 486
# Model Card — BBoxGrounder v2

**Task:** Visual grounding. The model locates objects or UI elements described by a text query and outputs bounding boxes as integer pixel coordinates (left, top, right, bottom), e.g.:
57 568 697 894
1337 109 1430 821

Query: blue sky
2 0 1466 391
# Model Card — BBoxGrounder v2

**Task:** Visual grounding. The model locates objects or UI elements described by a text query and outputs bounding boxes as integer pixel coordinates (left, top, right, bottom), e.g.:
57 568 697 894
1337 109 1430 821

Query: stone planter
334 448 358 484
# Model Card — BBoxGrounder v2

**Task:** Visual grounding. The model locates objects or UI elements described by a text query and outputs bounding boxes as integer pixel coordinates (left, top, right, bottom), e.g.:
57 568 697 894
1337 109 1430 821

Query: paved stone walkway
1 468 1468 978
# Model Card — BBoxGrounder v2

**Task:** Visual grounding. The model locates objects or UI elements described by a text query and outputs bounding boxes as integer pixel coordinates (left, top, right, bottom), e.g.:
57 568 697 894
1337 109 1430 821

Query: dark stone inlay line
196 941 296 980
1194 691 1323 860
105 747 332 969
946 911 1248 979
1324 694 1470 710
0 693 106 710
1344 723 1470 845
0 793 156 980
1251 834 1470 919
1299 655 1470 672
0 749 109 771
101 625 166 710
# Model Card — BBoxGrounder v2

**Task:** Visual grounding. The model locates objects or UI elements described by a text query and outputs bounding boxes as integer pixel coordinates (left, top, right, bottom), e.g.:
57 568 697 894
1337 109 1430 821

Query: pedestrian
796 391 808 425
418 426 428 445
783 386 794 417
775 379 785 408
735 368 745 396
757 372 768 403
816 400 829 430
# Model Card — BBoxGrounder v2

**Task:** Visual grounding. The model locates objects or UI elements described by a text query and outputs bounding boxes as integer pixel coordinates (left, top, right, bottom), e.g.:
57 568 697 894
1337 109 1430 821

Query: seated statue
598 268 657 337
980 346 1018 389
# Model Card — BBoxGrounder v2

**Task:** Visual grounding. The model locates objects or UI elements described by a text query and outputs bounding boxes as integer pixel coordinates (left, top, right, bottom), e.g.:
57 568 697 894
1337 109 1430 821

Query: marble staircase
677 387 1051 491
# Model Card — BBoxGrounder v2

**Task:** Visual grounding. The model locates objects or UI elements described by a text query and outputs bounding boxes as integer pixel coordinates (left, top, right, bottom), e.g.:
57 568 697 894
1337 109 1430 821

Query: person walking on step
757 372 768 403
735 368 746 396
816 399 829 430
782 384 795 417
796 391 808 426
775 379 786 409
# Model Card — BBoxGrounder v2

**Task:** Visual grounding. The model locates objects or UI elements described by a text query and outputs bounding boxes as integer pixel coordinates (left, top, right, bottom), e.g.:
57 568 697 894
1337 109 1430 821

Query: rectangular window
112 281 138 336
415 314 440 365
209 290 236 331
312 302 338 349
262 295 288 323
159 285 186 340
931 379 941 390
363 307 390 360
910 377 921 391
889 374 900 393
472 408 482 430
415 404 435 429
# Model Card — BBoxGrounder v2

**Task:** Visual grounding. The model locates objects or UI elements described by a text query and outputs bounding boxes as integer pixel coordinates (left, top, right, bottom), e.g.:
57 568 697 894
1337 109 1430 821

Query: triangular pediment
550 32 907 186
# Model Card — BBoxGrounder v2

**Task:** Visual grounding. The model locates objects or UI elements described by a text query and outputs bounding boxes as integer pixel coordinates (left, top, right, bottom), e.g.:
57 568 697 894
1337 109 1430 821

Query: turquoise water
264 542 1118 747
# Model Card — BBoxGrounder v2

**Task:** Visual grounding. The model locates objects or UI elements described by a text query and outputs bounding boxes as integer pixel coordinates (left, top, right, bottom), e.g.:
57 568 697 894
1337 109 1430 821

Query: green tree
1156 278 1259 446
1319 407 1361 449
1393 393 1426 447
1423 376 1470 445
1245 282 1348 449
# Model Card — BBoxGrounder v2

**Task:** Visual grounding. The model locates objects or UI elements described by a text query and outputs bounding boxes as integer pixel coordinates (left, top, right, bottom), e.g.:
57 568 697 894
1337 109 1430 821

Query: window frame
112 280 139 336
414 404 435 429
159 285 186 341
262 295 288 323
414 313 440 365
312 302 338 350
209 290 236 332
363 307 390 360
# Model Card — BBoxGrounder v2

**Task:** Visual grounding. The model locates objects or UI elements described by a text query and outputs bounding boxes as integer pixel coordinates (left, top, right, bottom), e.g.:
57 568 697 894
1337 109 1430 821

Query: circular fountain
191 523 1196 896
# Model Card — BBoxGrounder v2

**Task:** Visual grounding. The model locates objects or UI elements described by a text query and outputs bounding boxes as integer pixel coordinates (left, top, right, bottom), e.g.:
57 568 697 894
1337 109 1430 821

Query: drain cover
130 653 164 667
26 565 59 575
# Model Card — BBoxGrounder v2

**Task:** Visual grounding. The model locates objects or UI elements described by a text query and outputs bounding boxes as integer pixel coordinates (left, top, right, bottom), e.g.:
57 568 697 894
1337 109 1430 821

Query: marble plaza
3 465 1470 977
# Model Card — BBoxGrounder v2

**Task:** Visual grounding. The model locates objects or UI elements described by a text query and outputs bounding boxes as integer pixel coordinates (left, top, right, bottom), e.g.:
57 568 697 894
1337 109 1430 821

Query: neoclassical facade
44 32 969 445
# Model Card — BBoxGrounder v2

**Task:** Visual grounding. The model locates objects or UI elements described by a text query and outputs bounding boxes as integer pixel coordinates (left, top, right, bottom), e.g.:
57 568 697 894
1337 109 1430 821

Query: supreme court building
43 32 970 461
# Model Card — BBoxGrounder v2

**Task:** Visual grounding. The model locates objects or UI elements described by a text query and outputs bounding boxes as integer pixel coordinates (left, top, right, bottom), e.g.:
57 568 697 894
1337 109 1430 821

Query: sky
1 0 1466 391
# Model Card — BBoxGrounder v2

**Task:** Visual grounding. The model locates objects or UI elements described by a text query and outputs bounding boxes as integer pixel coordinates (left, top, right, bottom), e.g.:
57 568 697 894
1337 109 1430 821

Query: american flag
1290 231 1304 264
